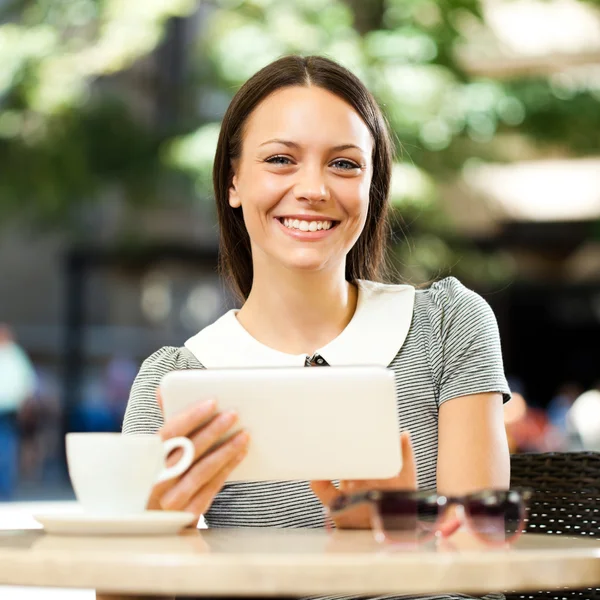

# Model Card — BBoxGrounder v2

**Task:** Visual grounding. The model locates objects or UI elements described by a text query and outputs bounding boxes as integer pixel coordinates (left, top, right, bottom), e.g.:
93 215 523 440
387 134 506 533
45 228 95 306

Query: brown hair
213 55 394 302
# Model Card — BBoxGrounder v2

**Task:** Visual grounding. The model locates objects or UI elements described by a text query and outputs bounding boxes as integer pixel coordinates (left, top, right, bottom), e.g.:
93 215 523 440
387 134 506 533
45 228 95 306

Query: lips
280 218 334 232
275 216 339 240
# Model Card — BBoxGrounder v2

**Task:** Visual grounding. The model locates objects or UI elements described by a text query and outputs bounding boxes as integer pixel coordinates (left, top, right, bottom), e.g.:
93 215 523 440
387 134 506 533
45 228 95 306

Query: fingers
438 516 461 538
161 430 250 510
311 481 373 530
185 446 249 516
158 397 218 440
310 480 340 507
339 480 360 493
152 392 247 512
189 410 239 460
153 402 234 499
146 483 165 511
157 395 241 463
313 431 419 531
398 430 418 490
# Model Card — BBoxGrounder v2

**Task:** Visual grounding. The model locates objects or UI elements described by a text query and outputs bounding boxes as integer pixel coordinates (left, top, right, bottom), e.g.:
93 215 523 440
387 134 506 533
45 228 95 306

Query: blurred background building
0 0 599 499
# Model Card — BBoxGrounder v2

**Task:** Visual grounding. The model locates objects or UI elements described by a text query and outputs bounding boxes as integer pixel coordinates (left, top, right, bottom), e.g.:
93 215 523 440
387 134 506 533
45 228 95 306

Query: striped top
123 276 510 600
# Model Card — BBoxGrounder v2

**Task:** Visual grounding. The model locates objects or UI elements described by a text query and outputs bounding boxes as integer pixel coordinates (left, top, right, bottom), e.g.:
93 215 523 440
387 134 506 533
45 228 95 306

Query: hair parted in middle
213 54 395 302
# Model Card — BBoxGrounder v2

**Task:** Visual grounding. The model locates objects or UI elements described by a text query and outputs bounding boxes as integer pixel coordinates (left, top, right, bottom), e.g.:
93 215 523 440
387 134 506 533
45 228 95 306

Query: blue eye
266 156 292 165
332 159 360 170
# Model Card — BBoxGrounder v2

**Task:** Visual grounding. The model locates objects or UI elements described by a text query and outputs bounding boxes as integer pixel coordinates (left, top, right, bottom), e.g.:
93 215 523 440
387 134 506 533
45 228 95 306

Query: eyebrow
259 138 366 153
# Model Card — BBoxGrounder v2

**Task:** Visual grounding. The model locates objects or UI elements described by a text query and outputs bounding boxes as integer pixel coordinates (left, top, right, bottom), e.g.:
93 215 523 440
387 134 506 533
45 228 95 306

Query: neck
236 263 358 356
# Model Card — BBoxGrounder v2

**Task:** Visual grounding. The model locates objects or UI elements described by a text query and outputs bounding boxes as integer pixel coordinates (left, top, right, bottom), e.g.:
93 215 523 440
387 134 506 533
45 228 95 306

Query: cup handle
156 436 195 483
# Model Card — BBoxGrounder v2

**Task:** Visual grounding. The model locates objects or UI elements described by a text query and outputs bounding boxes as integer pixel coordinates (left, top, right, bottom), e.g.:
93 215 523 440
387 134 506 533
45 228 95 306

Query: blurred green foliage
1 0 599 284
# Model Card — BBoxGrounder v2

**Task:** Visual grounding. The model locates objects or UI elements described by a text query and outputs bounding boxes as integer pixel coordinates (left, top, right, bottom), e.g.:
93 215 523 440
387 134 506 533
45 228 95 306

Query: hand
310 431 417 529
147 390 250 519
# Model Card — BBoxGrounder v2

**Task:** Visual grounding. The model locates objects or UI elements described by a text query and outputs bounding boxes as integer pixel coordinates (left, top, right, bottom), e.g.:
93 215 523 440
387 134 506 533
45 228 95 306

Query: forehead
242 85 374 153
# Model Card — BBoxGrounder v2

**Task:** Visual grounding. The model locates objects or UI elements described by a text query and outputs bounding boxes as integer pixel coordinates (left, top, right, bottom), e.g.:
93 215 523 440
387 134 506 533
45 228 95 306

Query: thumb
398 430 418 490
156 389 164 414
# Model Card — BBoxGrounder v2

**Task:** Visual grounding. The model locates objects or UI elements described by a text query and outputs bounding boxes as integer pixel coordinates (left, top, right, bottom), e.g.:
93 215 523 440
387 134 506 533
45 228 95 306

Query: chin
279 251 336 273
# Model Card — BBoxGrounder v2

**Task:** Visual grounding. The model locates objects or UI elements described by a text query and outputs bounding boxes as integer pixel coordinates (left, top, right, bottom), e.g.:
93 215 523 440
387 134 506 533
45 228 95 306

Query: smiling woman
228 86 371 276
213 56 393 303
123 55 511 600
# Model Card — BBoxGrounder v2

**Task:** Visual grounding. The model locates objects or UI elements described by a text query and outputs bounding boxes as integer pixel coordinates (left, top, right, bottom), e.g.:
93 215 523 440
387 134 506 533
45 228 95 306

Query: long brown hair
213 55 394 302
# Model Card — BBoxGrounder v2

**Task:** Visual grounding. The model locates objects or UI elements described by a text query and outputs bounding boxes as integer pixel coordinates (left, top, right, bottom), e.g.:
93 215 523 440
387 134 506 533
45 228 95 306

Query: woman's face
229 85 374 276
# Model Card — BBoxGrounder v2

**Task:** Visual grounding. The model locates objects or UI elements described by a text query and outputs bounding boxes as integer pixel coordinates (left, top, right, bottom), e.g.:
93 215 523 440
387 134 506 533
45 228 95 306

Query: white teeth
281 218 334 232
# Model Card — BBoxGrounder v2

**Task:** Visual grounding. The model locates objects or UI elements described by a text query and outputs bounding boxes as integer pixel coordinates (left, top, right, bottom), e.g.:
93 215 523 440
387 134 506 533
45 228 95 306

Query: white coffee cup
66 432 195 515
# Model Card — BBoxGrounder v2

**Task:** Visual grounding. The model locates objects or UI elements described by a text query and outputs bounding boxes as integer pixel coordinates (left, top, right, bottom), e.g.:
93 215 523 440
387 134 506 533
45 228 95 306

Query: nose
293 165 329 204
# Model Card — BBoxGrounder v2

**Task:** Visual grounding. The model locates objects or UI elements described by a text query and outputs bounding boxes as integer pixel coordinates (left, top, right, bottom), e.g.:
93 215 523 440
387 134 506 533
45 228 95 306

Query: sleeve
427 277 512 406
122 346 201 435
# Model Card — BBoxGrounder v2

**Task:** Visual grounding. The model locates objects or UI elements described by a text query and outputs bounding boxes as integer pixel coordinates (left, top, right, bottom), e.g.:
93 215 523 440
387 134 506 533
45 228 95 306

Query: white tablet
160 366 401 482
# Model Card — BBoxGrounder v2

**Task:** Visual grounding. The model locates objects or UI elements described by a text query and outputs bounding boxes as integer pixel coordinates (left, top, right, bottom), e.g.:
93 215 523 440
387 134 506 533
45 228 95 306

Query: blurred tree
0 0 199 231
0 0 599 284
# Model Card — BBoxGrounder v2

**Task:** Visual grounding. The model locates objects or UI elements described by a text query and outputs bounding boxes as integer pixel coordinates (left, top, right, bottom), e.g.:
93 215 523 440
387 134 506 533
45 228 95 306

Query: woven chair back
506 452 600 600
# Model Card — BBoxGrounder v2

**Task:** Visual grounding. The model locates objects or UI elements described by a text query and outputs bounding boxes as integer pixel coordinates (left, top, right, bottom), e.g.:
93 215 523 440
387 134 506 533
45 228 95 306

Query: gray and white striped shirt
123 276 510 600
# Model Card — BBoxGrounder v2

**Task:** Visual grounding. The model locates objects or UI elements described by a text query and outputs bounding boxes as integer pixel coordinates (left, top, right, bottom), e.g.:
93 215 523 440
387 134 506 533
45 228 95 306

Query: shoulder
415 276 495 322
360 276 488 316
138 345 203 377
123 346 202 435
413 277 502 353
130 345 202 410
415 276 484 308
415 279 511 404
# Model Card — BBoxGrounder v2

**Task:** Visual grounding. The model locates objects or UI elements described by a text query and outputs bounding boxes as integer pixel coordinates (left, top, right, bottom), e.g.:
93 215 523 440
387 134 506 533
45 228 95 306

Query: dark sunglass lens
378 494 440 544
466 492 525 543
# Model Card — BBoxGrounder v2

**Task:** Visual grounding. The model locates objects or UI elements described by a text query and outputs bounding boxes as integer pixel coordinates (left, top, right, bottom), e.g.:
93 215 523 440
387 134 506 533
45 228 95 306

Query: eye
331 159 361 171
265 155 293 166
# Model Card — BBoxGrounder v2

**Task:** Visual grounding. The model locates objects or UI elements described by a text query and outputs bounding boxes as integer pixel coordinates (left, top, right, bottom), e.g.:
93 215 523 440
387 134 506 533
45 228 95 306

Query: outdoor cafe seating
507 451 600 600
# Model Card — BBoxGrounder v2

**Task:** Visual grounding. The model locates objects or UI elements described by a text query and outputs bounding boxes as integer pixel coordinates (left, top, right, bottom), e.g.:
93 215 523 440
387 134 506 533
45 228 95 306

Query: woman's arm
437 392 510 497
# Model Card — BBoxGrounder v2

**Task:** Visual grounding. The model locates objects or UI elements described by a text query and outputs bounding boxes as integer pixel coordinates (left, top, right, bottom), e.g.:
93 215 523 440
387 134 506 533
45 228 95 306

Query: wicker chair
506 451 600 600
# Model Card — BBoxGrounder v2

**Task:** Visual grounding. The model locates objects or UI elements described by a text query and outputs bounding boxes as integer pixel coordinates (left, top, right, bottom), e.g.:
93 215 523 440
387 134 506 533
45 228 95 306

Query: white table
0 528 599 598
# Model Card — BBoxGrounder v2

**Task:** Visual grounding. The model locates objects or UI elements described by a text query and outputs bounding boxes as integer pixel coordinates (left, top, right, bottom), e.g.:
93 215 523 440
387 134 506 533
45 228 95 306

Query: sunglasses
327 488 533 547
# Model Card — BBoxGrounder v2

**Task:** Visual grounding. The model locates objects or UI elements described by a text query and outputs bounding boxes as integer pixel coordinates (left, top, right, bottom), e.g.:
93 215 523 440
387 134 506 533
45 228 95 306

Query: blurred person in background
69 358 138 434
19 367 64 484
105 356 138 429
0 324 36 499
568 381 600 451
504 379 559 452
547 382 583 450
72 373 117 433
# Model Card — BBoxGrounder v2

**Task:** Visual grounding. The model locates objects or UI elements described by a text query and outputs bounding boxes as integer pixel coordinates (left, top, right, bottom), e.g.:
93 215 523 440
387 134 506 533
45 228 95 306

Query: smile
275 216 339 241
278 218 337 232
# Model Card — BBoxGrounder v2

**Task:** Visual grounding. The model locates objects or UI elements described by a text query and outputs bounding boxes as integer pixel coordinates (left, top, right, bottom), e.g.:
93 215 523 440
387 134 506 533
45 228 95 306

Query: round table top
0 527 599 597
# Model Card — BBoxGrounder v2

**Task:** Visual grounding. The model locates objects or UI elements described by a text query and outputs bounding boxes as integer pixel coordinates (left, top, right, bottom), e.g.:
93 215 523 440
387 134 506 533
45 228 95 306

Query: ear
228 172 241 208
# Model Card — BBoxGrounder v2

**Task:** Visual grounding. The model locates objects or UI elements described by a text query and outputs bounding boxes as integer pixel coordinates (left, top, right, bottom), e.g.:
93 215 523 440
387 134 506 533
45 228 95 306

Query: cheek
241 171 287 212
337 177 371 219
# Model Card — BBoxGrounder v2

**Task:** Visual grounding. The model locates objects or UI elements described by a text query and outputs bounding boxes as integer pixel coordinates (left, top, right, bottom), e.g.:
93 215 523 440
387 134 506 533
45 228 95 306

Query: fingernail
219 411 238 426
235 431 250 445
199 398 217 413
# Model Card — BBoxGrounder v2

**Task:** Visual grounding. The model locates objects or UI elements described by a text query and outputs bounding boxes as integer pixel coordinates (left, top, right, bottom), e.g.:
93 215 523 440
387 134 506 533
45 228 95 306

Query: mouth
276 217 340 232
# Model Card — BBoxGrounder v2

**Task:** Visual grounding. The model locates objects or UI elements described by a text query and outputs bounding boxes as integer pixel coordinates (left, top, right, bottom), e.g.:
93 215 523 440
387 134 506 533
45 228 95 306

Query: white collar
185 280 415 368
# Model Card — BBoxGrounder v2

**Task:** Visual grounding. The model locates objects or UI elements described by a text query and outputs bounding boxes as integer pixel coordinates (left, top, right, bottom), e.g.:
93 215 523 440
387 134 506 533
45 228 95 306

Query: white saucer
33 510 197 536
